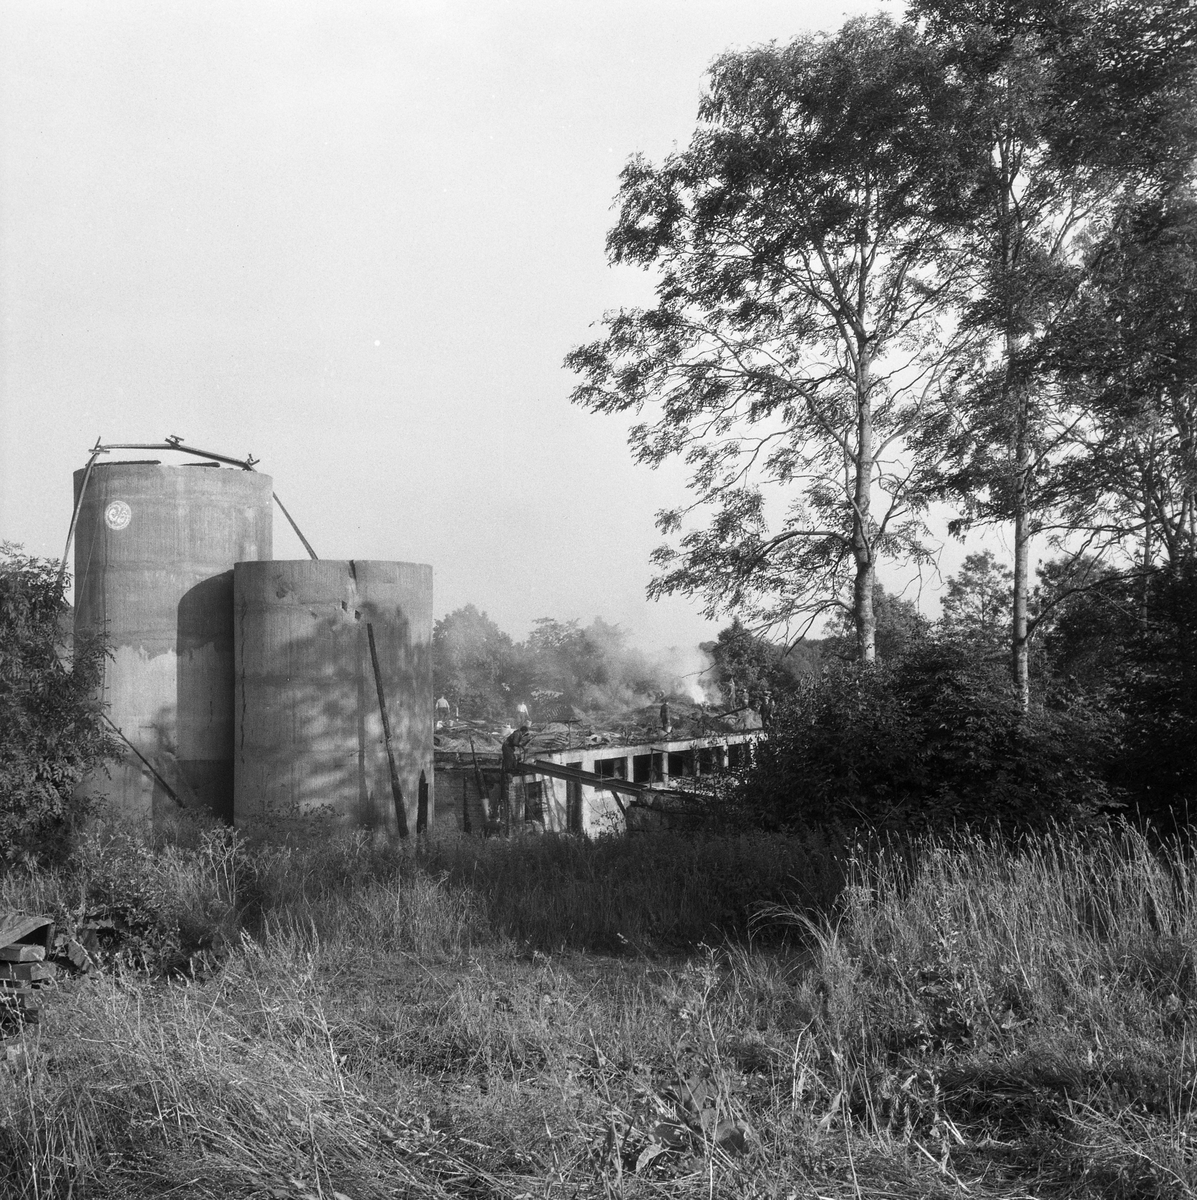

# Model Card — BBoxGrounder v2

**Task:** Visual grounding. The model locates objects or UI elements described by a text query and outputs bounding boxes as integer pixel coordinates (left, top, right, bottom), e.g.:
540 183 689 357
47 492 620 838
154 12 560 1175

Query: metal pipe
57 441 103 591
468 732 489 821
366 620 408 838
97 437 259 470
272 492 319 560
417 769 429 835
101 714 183 808
80 436 321 561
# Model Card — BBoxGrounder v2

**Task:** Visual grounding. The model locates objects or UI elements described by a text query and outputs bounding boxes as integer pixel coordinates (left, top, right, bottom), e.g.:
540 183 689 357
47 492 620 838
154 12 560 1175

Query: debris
62 938 95 973
0 912 57 1026
0 944 45 962
0 962 55 983
0 913 55 954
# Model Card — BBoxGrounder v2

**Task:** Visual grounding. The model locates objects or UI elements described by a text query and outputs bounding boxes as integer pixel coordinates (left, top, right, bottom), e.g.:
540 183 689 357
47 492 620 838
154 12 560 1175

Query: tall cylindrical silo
73 461 274 826
233 560 433 835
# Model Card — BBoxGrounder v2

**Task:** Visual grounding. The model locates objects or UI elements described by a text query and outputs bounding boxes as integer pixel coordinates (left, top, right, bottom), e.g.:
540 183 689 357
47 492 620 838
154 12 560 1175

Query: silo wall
72 462 274 826
233 560 433 835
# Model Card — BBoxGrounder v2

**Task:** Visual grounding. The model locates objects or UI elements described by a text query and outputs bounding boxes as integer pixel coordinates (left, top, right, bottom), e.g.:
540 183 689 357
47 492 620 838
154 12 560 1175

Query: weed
1 825 1195 1196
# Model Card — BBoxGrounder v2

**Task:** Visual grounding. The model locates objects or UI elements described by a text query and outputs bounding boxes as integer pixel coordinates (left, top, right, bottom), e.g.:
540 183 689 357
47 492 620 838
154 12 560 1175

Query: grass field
1 826 1195 1198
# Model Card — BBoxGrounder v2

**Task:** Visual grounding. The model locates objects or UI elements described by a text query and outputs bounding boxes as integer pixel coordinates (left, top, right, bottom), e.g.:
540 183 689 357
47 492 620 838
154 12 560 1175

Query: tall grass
426 830 844 951
2 825 1196 1197
770 827 1197 1197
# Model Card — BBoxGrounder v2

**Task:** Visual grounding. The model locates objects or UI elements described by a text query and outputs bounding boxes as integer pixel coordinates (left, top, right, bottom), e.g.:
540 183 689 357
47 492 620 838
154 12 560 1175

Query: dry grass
0 826 1195 1198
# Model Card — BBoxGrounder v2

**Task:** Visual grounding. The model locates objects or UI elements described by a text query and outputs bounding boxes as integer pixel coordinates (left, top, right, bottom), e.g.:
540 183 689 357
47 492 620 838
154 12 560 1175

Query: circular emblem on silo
104 501 132 531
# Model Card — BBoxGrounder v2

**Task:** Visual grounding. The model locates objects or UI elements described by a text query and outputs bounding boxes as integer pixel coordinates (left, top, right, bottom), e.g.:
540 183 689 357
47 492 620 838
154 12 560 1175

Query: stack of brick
0 914 57 1008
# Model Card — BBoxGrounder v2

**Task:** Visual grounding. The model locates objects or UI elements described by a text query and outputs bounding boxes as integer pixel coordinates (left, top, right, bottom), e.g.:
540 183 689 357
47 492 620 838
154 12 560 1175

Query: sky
0 0 950 655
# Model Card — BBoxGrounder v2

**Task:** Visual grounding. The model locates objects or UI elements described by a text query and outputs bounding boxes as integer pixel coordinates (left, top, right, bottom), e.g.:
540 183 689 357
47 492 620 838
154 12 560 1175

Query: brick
0 962 55 982
0 945 45 962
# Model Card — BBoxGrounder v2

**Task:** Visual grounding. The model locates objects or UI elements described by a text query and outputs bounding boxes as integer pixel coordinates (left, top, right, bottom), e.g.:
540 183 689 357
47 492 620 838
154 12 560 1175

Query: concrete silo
72 461 273 826
233 560 433 835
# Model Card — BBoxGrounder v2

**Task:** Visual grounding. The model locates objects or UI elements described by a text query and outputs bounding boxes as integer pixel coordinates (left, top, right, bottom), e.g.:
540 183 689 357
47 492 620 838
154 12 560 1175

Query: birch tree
566 17 970 661
1052 188 1197 584
913 0 1197 703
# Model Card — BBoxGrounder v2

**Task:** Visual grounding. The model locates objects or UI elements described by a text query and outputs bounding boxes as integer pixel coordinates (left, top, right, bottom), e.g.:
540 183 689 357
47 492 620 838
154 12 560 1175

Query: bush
1108 566 1197 828
1036 562 1197 829
742 640 1115 834
0 544 116 860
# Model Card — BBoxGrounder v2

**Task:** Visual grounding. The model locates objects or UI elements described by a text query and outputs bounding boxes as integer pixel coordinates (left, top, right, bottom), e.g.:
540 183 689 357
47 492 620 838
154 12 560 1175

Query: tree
526 618 602 702
1051 186 1197 588
0 545 116 859
938 550 1012 658
705 617 816 707
432 605 518 719
526 617 674 711
824 581 930 662
1107 565 1197 826
912 0 1197 704
1033 554 1132 695
567 16 973 661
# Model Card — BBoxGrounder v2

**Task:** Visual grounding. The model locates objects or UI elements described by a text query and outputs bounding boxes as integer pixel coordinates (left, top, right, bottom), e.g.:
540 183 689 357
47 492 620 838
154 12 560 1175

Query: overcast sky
2 0 927 653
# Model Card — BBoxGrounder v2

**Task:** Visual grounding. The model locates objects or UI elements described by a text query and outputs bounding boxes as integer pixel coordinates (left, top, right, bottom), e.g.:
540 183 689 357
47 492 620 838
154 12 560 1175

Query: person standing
501 723 532 833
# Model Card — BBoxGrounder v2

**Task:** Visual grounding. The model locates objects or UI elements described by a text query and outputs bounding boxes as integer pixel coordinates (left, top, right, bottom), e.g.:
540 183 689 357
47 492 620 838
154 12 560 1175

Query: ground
1 828 1194 1198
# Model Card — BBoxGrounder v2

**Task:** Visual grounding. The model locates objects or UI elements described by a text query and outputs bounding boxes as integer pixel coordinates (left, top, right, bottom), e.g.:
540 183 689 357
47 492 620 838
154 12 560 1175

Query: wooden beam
517 758 645 797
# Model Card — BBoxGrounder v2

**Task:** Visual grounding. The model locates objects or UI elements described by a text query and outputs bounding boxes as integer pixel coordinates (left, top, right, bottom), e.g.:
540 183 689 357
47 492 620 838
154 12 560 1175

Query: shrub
741 640 1115 834
0 545 116 860
1108 565 1197 828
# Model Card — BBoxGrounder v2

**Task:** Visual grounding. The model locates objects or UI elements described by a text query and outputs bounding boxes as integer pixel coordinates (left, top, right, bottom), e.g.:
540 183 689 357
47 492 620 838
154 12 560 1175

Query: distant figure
660 699 671 735
516 701 530 725
435 695 450 730
759 689 774 727
501 723 532 830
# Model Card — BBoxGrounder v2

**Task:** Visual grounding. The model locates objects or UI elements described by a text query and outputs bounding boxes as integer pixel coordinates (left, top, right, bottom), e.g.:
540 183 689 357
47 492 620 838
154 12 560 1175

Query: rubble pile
434 696 760 756
0 913 57 1021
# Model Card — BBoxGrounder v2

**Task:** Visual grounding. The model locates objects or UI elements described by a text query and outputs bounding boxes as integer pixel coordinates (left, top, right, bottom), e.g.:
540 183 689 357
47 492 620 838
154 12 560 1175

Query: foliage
937 549 1012 659
432 603 519 719
742 640 1114 834
1033 554 1134 694
567 15 974 659
703 617 821 708
1107 565 1197 827
1051 185 1197 570
911 0 1197 700
822 581 930 663
526 617 636 708
1023 560 1197 826
0 545 116 860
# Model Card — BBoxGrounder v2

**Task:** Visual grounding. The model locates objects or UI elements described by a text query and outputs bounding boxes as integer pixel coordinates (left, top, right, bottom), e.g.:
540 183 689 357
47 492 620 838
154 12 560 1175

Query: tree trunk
999 114 1031 710
853 342 877 663
854 554 877 663
1011 474 1030 707
1009 343 1032 708
1141 441 1154 630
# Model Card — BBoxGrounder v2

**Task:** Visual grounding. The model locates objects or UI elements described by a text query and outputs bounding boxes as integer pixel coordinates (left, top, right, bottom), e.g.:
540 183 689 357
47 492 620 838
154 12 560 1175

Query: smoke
643 641 720 706
434 606 724 722
523 616 719 717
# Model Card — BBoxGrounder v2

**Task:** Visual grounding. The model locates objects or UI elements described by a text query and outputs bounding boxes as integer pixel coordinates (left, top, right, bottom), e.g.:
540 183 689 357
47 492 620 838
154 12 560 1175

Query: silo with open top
233 559 433 834
72 460 274 826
